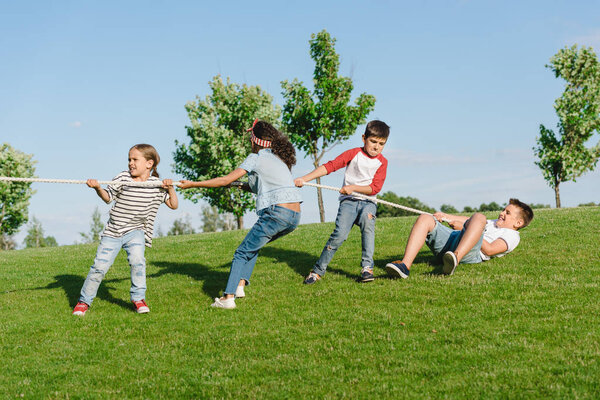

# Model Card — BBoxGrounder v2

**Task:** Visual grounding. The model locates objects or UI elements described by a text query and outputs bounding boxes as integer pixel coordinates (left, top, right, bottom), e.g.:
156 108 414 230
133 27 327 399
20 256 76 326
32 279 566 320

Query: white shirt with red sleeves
323 147 388 202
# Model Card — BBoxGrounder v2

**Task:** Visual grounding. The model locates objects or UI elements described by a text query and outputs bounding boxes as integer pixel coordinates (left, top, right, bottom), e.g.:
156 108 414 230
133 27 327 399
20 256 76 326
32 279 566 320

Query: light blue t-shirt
238 149 302 211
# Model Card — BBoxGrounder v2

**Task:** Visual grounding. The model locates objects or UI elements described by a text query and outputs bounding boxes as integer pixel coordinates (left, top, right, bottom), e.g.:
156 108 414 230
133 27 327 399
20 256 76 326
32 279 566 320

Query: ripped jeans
78 230 147 305
312 199 377 276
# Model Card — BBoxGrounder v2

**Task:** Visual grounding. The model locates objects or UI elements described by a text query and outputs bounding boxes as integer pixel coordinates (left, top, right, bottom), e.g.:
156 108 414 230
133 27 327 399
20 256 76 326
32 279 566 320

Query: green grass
1 207 599 399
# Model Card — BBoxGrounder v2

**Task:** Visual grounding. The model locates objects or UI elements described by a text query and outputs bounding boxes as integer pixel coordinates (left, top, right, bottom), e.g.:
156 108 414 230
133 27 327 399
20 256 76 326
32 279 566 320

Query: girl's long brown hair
131 144 160 177
252 121 296 170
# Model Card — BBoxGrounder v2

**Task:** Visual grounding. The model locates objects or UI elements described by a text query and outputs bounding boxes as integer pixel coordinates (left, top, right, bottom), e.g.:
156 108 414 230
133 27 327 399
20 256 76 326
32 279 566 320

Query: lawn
1 207 599 399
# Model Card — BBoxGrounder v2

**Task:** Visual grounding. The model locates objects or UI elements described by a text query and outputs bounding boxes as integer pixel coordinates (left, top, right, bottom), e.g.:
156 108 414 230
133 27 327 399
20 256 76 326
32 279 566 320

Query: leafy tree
376 192 436 218
0 233 16 251
462 206 476 213
0 143 36 237
440 204 458 214
281 30 376 222
201 205 221 233
167 215 196 236
23 216 57 248
578 201 598 207
534 45 600 207
79 207 104 244
174 75 280 229
201 205 235 233
478 202 503 212
529 203 551 209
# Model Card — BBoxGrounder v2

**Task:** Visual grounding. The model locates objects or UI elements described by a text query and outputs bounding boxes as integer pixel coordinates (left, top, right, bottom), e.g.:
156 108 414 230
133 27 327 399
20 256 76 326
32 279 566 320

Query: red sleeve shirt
323 147 388 196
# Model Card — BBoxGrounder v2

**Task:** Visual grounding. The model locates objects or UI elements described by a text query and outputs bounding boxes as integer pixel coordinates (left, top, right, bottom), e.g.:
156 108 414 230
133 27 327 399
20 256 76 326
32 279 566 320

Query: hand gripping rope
0 177 441 220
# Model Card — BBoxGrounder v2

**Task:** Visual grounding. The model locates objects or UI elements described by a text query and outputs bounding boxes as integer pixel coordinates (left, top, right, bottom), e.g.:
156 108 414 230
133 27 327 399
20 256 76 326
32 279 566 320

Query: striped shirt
102 171 169 247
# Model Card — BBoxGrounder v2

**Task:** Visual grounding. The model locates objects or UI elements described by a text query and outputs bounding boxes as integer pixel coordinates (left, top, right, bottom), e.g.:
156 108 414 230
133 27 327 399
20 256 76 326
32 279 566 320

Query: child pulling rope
0 176 439 218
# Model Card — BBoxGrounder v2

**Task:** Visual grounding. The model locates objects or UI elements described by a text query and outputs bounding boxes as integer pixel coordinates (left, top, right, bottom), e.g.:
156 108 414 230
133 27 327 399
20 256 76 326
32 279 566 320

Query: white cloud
69 121 82 128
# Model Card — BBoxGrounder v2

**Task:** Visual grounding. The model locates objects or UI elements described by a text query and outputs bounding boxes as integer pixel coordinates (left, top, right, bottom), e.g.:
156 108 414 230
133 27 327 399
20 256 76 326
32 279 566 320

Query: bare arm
294 165 328 187
162 179 178 210
340 184 373 195
87 179 111 204
178 168 248 189
433 212 470 230
481 238 509 258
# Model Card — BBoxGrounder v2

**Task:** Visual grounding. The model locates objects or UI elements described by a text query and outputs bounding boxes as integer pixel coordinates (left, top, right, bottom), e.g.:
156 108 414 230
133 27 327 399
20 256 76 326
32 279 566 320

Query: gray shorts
425 219 483 264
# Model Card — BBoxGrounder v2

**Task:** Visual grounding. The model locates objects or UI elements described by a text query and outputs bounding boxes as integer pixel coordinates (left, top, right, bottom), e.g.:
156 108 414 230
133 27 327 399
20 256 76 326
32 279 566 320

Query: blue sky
1 1 599 246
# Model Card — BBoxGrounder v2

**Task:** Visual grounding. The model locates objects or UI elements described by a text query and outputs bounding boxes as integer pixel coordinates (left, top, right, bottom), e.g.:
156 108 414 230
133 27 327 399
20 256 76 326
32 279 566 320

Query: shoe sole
136 308 150 314
72 311 86 316
385 263 409 279
360 276 375 282
442 252 458 275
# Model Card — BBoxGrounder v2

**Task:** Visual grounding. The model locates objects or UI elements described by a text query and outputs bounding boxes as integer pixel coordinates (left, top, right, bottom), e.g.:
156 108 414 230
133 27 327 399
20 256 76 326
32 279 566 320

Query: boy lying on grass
385 198 534 278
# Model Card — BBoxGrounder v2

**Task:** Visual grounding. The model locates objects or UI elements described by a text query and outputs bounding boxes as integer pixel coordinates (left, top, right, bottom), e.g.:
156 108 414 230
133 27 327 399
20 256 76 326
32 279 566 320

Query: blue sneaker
303 272 321 285
385 261 410 279
360 267 375 282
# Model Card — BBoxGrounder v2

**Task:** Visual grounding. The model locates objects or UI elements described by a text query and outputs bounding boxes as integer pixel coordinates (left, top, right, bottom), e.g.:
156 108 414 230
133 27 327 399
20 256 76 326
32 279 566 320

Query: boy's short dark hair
364 120 390 140
509 198 534 229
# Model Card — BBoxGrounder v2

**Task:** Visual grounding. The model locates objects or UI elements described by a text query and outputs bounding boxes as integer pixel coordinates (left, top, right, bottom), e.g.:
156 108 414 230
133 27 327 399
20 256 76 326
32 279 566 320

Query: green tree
174 75 281 229
168 215 196 236
478 202 503 212
79 207 104 244
0 233 16 251
201 205 235 233
281 30 376 222
0 143 36 237
534 45 600 208
440 204 458 214
23 216 58 248
376 192 436 218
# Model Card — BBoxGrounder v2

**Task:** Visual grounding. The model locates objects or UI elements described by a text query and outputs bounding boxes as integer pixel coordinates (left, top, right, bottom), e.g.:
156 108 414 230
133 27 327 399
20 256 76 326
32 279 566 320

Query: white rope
0 177 182 187
303 181 438 218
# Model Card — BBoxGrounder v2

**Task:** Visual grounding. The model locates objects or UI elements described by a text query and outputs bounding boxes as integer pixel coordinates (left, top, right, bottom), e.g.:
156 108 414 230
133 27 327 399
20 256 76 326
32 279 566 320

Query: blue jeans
79 230 147 305
224 205 301 295
313 199 377 276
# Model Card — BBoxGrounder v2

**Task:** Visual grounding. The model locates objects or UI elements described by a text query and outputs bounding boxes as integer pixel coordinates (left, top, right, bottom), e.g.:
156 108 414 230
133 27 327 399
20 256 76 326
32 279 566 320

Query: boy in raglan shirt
295 120 389 283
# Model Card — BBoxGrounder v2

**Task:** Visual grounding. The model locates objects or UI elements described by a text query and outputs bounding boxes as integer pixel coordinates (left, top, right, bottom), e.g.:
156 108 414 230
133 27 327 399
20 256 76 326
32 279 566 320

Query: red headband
246 118 271 148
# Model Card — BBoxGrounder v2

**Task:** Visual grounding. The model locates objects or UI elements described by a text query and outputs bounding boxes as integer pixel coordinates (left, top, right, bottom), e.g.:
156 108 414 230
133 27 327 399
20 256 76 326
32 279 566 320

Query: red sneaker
132 299 150 314
72 302 89 316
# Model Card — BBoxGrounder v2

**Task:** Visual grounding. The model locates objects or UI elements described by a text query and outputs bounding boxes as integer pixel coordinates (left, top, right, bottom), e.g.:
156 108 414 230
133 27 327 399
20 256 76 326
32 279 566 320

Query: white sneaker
211 297 236 309
442 251 458 275
235 285 245 298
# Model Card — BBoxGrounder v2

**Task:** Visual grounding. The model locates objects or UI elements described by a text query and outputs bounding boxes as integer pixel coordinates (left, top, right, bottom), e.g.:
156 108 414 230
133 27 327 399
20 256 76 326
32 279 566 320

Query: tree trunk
237 215 244 230
554 184 561 208
316 177 325 223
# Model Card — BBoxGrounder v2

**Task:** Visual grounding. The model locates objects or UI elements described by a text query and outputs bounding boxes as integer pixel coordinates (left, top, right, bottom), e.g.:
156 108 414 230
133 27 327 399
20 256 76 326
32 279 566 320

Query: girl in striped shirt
73 144 178 316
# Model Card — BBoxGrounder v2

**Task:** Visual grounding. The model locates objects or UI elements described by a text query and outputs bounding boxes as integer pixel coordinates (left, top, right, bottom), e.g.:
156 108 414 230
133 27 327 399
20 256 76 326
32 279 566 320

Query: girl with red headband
178 120 302 309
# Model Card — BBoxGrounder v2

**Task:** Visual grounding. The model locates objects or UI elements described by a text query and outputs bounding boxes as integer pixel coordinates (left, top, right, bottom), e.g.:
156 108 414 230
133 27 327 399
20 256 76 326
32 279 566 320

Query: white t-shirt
480 219 520 261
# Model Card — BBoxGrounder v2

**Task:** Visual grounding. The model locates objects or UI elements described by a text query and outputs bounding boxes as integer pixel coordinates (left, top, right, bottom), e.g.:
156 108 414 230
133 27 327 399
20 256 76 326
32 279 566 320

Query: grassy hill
1 207 599 398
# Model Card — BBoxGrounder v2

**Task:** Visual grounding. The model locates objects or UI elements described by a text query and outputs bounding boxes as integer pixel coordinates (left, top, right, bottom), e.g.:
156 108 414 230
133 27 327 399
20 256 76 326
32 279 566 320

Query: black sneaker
442 251 458 275
385 261 410 279
303 272 321 284
360 267 375 282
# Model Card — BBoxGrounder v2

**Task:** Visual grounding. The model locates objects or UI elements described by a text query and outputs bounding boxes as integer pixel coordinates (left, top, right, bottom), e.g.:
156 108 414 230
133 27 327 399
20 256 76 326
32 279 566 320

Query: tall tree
0 233 16 251
174 75 281 229
0 143 36 238
79 207 104 244
281 30 376 222
167 215 196 236
534 45 600 207
201 204 236 233
24 216 57 248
